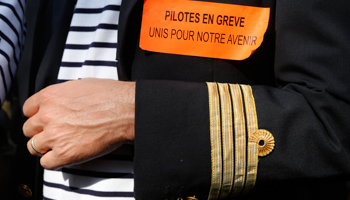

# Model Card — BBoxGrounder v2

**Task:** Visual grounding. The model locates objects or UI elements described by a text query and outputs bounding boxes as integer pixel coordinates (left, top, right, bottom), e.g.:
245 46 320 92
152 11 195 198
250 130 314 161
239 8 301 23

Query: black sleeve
134 80 211 200
133 0 350 199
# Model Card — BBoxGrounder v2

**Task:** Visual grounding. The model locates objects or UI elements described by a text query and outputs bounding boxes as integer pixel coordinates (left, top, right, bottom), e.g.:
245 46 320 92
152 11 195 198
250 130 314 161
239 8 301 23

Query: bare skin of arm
23 78 135 170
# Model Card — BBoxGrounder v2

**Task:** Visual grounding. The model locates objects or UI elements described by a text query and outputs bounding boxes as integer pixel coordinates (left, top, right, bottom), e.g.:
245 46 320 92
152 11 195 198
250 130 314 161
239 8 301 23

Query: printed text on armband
165 10 245 27
149 27 257 46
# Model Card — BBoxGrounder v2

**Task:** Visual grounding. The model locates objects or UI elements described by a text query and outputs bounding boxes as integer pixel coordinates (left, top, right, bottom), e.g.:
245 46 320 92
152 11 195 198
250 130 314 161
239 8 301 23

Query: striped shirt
43 0 135 199
0 0 26 106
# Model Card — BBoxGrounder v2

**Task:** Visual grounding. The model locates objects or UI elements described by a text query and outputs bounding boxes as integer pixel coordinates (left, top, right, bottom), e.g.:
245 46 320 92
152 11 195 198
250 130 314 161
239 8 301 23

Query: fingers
23 86 57 137
27 137 64 170
23 85 56 118
27 133 51 157
23 114 44 138
23 93 40 117
39 151 56 170
40 151 66 170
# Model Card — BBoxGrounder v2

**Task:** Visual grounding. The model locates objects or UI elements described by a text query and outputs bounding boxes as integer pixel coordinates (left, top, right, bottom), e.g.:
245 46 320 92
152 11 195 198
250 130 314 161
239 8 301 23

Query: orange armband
140 0 270 60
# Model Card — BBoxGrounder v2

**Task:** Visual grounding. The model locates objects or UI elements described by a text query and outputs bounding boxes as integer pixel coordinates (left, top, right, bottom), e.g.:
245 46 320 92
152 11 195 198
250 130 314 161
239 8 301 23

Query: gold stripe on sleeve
240 85 259 194
217 83 234 199
207 82 222 200
206 83 275 199
229 84 246 196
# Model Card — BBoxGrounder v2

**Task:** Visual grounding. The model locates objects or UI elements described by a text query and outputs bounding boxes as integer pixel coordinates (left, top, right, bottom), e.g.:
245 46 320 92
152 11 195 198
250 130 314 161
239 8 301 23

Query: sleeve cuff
206 82 275 199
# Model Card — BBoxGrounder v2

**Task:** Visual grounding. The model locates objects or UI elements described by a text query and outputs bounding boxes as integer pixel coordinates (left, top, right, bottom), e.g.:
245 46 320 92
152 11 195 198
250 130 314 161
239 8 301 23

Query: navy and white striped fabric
43 0 135 199
0 0 26 106
56 0 120 82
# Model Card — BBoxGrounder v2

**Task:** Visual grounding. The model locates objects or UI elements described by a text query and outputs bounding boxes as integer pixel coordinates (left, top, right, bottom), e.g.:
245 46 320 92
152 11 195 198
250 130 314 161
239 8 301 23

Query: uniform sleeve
0 0 26 106
134 0 350 199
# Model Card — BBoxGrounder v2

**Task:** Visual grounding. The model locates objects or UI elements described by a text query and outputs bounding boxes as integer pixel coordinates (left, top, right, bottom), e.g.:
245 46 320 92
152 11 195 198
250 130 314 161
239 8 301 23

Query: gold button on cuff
251 129 275 157
17 184 32 198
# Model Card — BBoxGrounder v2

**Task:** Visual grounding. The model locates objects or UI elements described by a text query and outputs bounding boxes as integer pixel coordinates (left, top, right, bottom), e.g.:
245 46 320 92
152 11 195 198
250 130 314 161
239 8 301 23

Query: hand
23 78 135 170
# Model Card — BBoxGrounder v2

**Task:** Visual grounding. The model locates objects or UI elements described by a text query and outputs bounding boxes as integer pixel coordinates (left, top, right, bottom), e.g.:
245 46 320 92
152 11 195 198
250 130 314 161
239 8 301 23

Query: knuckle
39 86 56 102
39 111 53 124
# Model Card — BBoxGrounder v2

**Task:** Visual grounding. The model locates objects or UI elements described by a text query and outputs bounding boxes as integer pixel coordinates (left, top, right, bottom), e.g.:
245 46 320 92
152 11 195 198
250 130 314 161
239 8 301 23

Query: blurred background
0 101 16 198
0 1 39 199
